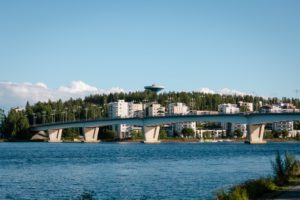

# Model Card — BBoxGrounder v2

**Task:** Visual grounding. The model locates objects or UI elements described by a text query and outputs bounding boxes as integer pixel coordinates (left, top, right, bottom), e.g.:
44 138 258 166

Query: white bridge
31 113 300 144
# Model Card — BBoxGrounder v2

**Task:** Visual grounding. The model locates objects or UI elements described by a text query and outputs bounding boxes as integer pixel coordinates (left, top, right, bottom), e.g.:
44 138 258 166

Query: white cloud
0 81 125 110
198 88 215 94
196 87 250 96
58 80 98 94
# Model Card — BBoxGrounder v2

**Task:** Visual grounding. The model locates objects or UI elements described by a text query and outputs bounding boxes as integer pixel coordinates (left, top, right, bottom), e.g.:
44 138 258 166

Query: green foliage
99 129 116 140
216 178 276 200
216 187 248 200
132 129 143 140
215 152 300 200
159 128 167 139
234 129 243 138
203 131 213 139
272 151 300 186
1 109 30 139
264 131 274 139
295 133 300 141
62 128 80 140
182 128 195 137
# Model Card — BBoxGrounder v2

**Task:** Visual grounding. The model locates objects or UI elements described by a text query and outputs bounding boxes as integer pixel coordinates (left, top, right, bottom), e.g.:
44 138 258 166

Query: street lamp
85 107 88 121
64 108 68 122
72 109 76 121
32 113 36 125
77 106 82 120
91 104 96 119
61 111 66 123
51 109 56 123
42 111 46 124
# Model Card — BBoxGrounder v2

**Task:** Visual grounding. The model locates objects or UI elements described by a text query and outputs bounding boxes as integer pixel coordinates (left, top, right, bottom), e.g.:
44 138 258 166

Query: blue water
0 142 300 200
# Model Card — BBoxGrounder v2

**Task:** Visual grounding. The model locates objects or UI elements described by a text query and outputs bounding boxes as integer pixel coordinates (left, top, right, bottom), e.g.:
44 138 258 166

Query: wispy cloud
0 81 125 110
196 87 251 96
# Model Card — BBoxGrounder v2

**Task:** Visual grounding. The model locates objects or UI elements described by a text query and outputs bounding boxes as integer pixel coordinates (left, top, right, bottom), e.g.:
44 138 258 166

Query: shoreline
1 138 300 143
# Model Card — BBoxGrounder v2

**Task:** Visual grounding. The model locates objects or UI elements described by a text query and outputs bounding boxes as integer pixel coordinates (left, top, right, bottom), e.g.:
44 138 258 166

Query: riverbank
1 138 300 143
216 152 300 200
259 179 300 199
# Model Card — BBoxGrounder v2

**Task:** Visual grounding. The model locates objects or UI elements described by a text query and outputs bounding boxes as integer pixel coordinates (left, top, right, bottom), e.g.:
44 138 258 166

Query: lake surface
0 142 300 200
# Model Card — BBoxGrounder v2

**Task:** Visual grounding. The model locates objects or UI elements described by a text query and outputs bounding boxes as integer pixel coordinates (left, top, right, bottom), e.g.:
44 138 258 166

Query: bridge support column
246 124 266 144
83 127 100 143
48 129 62 143
143 126 161 144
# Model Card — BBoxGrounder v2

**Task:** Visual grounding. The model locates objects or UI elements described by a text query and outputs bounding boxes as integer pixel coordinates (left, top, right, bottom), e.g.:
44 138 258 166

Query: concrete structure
48 129 63 143
83 127 100 142
31 113 300 144
144 84 164 93
143 126 161 144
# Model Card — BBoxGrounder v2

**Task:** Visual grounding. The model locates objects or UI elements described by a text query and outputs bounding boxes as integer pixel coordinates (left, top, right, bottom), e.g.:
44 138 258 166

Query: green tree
132 129 143 140
281 130 289 138
159 128 167 139
1 109 30 139
99 129 116 140
295 132 300 141
182 128 195 138
234 129 244 138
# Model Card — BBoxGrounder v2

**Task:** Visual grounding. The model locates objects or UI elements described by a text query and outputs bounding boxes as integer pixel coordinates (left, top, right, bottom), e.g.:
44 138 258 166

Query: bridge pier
246 124 266 144
83 127 100 143
143 126 161 144
48 129 62 143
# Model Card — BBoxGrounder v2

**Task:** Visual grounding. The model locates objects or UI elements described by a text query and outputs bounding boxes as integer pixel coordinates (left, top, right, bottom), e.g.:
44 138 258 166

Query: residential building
218 103 240 114
168 102 196 136
273 121 293 132
260 103 298 134
145 103 165 117
128 102 143 118
218 104 247 137
167 103 189 115
108 100 129 139
238 101 254 112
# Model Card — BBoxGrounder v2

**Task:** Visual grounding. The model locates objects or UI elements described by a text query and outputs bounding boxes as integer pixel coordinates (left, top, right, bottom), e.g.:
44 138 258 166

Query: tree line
1 91 299 139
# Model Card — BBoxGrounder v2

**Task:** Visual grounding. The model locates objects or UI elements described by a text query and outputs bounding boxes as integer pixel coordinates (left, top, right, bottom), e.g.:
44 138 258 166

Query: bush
99 129 116 140
216 178 276 200
216 187 248 200
272 151 300 186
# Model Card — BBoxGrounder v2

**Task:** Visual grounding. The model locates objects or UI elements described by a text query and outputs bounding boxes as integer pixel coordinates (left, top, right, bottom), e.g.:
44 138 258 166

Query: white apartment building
168 102 196 135
108 100 145 139
145 103 165 117
218 103 247 137
108 100 129 139
238 101 254 112
260 104 297 134
128 102 143 118
168 103 189 115
218 103 240 114
273 121 294 132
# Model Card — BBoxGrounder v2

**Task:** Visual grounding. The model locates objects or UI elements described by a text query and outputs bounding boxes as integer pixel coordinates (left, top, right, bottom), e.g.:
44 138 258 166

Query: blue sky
0 0 299 108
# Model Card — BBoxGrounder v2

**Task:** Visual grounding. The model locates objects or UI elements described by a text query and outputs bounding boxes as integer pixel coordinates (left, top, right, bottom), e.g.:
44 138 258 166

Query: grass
215 151 300 200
